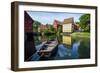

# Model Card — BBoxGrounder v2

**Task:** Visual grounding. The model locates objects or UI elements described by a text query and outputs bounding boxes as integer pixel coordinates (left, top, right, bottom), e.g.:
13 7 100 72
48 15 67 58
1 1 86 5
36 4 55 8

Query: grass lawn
71 32 90 38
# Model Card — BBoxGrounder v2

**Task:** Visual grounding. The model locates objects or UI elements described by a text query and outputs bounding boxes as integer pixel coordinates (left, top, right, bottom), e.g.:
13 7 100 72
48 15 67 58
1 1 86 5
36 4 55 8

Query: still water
30 34 90 61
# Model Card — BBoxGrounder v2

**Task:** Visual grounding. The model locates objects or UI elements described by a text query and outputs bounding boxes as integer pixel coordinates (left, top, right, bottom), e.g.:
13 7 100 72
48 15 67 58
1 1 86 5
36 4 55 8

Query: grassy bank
71 32 90 38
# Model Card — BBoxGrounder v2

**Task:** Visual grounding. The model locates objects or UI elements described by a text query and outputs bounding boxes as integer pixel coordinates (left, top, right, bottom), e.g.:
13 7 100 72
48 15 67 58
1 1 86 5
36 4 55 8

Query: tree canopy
32 21 41 32
79 14 90 32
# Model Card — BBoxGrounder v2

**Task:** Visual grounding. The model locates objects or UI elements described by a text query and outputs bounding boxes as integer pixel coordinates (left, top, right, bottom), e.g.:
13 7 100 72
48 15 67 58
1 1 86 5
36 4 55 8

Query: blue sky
27 11 84 25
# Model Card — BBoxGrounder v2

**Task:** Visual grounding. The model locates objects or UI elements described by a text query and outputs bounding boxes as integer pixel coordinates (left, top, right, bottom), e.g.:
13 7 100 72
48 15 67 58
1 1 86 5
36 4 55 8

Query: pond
29 34 90 61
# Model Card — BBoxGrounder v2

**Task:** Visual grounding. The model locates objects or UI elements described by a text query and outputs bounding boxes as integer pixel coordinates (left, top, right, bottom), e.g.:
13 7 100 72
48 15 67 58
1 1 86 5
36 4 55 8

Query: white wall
0 0 99 73
63 24 72 32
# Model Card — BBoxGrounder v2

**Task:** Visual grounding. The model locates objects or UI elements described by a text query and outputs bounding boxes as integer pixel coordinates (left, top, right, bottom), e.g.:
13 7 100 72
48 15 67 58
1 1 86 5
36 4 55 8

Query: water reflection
28 34 90 61
54 35 80 60
63 36 71 46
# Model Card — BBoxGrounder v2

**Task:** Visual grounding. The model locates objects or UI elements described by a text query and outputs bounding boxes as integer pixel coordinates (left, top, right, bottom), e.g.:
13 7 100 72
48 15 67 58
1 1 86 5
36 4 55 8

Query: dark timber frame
11 1 98 71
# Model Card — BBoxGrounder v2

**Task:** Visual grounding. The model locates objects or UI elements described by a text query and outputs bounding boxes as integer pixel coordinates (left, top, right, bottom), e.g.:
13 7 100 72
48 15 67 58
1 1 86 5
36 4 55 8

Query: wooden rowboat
37 40 58 57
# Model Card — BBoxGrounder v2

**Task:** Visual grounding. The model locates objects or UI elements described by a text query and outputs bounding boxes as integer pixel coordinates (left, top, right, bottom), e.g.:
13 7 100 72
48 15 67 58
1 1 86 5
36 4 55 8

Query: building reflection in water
29 34 88 61
54 35 80 60
62 35 72 49
63 35 72 57
55 35 72 59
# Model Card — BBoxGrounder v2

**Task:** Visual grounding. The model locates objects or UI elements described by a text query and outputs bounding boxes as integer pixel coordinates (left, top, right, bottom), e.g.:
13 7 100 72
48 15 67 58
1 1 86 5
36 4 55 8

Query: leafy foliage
32 21 41 32
79 14 90 32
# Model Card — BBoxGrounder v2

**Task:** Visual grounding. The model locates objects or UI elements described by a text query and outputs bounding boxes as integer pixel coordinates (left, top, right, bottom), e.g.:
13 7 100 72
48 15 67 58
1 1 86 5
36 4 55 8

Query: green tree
33 21 41 32
79 14 90 32
75 22 80 24
59 25 62 33
49 25 55 33
57 25 62 34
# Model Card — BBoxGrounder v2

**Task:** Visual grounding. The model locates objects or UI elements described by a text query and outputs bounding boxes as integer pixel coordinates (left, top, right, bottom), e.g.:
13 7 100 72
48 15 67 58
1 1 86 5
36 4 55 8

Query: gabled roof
63 17 74 24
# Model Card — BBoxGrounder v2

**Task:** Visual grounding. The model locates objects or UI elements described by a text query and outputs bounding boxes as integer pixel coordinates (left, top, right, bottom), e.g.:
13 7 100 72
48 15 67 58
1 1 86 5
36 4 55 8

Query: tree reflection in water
28 34 90 61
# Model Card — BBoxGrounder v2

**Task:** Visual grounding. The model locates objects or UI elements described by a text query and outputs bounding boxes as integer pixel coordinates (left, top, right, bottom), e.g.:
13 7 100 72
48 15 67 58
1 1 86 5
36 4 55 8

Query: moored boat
37 40 58 57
